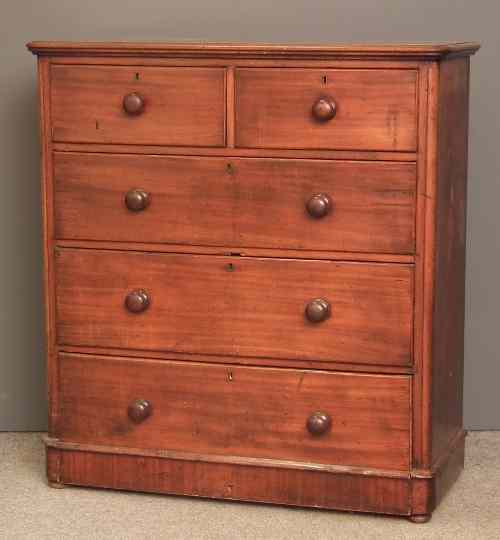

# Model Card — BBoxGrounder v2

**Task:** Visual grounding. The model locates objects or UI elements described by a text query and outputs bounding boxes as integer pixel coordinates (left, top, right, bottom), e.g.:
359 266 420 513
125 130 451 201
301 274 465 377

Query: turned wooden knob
123 92 145 115
125 289 150 313
125 188 150 212
128 399 152 423
306 193 332 219
312 97 337 122
306 411 332 436
305 298 331 323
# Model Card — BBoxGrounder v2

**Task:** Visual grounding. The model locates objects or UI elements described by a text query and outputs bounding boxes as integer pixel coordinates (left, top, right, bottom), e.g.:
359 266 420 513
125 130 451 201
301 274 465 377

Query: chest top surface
27 41 480 59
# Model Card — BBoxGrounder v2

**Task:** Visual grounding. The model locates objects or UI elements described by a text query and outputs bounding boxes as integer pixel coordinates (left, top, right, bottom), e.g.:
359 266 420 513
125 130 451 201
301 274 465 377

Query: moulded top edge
26 41 481 60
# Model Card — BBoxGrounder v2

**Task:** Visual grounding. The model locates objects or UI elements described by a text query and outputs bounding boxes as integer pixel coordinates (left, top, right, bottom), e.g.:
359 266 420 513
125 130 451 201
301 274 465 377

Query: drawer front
235 68 417 151
56 250 413 366
57 353 411 471
54 153 416 254
50 65 225 146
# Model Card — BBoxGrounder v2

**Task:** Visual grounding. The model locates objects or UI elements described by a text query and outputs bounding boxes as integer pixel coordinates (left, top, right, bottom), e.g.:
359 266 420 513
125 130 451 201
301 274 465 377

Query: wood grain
36 57 60 436
411 63 433 471
27 41 480 60
225 67 235 147
54 152 416 254
46 422 465 517
410 62 439 471
45 437 411 478
410 430 465 520
432 431 465 508
52 143 418 162
55 249 414 366
49 447 411 515
54 239 415 264
50 65 225 146
431 57 470 464
235 68 418 151
57 345 416 374
56 353 411 470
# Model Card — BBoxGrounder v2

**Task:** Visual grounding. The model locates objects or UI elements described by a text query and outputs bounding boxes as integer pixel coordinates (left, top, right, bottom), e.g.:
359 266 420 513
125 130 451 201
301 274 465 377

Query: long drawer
54 153 416 254
57 353 411 471
55 249 413 366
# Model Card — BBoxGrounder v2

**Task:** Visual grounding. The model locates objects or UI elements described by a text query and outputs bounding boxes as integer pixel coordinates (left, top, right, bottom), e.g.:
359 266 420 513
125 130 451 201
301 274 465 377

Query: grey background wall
0 1 498 430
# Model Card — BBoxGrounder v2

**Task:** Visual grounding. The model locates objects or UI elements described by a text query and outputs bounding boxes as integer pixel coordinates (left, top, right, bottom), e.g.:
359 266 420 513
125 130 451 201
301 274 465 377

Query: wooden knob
123 92 145 115
312 97 337 122
305 298 331 323
128 399 152 423
125 289 150 313
307 411 332 436
306 194 332 219
125 188 150 212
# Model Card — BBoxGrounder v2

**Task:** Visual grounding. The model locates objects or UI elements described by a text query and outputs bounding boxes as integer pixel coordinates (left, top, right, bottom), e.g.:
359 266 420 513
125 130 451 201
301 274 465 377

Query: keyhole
226 162 234 175
135 72 140 81
227 371 234 382
225 263 235 272
321 75 328 85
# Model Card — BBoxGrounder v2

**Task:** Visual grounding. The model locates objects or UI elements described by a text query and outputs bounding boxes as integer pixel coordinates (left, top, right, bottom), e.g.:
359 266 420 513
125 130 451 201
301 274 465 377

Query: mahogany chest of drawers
28 41 479 522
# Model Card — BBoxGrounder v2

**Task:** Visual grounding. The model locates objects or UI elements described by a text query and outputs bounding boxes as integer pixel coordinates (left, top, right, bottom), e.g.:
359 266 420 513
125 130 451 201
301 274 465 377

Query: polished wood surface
53 143 418 161
410 430 465 521
57 353 411 470
45 427 465 517
54 240 415 263
55 249 413 366
235 68 417 151
29 41 478 521
27 41 481 60
48 446 412 515
409 62 433 470
58 344 417 374
50 65 226 146
431 57 470 464
37 57 59 435
54 153 416 254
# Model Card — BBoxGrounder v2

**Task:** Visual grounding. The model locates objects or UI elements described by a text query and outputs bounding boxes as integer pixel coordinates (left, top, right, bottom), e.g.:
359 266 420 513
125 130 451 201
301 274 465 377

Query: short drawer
54 153 416 254
50 65 225 146
56 250 413 367
57 353 411 471
235 68 417 151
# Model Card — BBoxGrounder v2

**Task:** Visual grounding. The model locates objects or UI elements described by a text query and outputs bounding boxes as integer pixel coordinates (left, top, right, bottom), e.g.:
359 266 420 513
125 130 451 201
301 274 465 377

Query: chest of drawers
28 41 479 522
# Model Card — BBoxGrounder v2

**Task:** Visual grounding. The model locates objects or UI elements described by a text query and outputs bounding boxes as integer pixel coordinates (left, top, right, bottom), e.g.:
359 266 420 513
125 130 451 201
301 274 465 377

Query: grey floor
1 432 499 539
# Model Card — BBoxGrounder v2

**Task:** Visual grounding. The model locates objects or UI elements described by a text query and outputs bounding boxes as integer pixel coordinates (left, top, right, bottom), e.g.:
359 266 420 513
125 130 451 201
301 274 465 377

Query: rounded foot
48 480 65 489
409 514 431 523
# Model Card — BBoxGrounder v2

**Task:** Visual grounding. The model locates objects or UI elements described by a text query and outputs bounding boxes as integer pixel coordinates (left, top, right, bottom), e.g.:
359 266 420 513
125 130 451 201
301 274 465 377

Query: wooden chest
28 41 479 522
